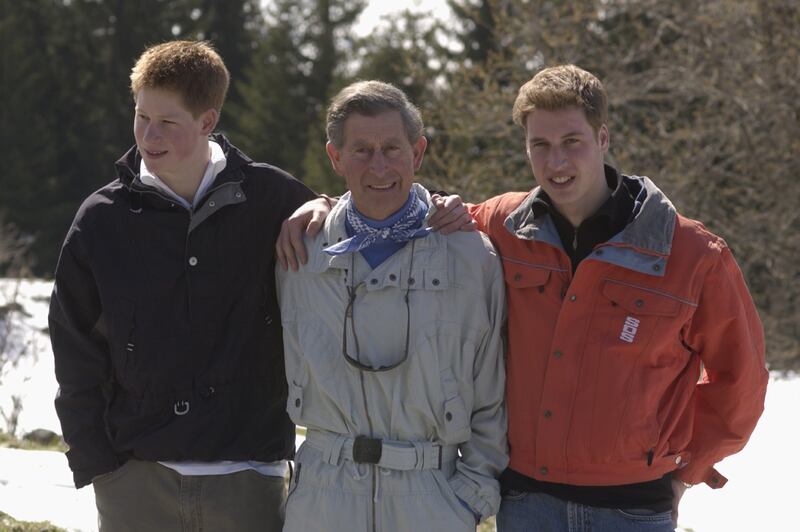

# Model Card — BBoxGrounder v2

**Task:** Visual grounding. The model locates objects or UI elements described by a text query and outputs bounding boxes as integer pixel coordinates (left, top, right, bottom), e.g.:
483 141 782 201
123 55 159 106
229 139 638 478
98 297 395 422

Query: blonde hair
130 40 229 117
512 64 607 133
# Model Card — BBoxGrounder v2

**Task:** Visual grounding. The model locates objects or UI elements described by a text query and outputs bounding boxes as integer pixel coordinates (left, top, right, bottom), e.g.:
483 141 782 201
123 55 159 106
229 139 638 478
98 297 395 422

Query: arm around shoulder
276 195 335 271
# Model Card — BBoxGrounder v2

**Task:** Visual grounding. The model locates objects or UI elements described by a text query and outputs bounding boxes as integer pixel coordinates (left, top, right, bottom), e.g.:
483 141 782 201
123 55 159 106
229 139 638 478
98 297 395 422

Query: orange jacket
469 174 767 488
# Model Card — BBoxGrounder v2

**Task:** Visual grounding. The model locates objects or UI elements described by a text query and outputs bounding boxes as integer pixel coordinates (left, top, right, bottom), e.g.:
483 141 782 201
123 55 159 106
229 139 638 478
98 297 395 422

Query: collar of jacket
503 171 677 277
113 133 251 190
114 133 250 233
305 183 450 289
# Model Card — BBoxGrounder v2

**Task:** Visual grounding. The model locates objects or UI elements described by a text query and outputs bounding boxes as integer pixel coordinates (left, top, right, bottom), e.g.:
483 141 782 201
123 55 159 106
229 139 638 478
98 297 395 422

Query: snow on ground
0 447 97 531
1 279 797 531
677 376 798 532
0 279 62 436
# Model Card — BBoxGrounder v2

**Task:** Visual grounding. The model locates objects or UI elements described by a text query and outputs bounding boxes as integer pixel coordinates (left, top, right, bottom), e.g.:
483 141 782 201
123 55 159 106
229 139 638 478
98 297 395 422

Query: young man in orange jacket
275 65 768 531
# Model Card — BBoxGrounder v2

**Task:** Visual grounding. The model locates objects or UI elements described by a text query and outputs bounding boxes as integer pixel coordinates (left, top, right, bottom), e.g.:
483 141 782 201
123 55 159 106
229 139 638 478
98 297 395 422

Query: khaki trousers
93 459 286 532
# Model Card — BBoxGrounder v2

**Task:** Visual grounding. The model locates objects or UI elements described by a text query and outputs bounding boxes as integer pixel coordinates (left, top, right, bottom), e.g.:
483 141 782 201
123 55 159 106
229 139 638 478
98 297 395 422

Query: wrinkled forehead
341 111 410 146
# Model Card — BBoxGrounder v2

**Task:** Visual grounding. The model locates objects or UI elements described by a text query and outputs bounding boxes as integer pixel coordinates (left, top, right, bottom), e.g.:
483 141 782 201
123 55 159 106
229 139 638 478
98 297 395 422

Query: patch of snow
676 375 799 532
0 279 61 436
0 447 97 531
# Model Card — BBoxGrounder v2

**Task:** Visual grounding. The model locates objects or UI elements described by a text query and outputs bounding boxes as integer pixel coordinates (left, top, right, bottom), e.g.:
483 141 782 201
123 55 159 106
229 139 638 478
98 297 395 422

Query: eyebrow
349 138 404 148
529 130 586 143
134 108 179 119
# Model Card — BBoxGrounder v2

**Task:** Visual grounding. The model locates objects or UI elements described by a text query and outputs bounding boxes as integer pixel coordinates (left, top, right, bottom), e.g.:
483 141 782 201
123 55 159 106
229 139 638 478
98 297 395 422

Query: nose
143 122 163 143
546 146 567 170
369 150 388 175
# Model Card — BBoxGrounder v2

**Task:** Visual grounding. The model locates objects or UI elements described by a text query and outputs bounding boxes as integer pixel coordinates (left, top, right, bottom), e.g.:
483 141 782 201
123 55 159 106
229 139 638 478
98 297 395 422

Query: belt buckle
352 436 382 464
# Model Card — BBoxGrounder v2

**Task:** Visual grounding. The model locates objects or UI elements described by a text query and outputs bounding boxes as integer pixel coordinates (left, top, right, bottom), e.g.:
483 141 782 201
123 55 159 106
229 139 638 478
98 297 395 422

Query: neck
559 166 611 227
158 142 211 203
353 192 416 226
561 191 610 227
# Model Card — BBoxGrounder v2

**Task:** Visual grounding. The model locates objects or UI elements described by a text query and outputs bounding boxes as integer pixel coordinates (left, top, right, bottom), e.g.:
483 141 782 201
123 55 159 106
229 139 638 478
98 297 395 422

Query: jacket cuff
448 471 500 521
674 463 728 489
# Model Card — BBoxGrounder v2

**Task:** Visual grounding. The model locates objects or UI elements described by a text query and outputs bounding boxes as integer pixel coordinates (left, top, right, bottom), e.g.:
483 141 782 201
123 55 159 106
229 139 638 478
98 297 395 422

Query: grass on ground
0 431 67 452
0 512 67 532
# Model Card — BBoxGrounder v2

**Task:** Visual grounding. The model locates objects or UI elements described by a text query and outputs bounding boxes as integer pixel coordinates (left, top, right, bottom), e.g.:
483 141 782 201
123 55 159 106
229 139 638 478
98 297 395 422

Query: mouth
549 175 574 186
143 149 167 158
368 182 397 191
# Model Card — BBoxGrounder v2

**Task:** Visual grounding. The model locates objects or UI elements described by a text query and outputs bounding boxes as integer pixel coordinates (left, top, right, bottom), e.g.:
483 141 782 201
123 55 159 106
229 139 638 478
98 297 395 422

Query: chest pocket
597 279 687 360
602 280 682 318
439 368 470 442
502 260 553 292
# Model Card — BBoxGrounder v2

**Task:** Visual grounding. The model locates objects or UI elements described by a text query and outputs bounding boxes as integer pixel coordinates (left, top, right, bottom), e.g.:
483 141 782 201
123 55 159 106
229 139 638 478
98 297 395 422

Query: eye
136 113 149 121
162 120 176 125
564 138 579 145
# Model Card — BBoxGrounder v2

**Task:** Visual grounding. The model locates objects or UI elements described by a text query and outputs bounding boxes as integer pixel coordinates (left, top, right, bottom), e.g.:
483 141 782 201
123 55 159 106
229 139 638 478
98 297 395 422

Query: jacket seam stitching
500 256 568 273
602 278 698 307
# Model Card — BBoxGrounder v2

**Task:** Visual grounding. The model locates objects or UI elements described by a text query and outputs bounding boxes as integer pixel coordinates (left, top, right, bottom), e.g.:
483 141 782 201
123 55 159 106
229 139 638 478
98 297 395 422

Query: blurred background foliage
0 0 797 369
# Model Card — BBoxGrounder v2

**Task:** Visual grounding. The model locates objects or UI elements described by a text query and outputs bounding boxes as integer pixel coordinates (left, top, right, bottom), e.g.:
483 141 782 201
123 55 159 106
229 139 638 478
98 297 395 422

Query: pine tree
228 0 366 193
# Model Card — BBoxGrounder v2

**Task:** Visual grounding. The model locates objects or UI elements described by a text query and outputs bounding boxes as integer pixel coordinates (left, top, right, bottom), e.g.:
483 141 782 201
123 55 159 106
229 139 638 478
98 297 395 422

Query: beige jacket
277 184 507 531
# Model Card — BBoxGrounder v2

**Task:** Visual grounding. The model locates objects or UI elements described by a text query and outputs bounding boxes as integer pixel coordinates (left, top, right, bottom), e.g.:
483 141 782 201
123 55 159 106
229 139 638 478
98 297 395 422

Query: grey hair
326 81 424 149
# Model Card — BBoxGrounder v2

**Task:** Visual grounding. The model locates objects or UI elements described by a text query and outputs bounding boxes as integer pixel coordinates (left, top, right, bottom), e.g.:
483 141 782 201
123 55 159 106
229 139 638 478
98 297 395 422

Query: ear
325 141 344 176
412 136 428 171
597 124 609 154
199 109 219 135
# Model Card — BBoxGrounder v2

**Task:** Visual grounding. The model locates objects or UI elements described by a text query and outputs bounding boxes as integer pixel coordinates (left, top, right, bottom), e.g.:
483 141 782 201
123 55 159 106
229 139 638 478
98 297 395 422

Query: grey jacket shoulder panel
502 174 677 277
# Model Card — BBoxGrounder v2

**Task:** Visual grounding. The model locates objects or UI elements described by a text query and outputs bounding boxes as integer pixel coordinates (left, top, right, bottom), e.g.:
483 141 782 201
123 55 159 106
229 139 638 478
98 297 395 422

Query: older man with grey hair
276 80 508 532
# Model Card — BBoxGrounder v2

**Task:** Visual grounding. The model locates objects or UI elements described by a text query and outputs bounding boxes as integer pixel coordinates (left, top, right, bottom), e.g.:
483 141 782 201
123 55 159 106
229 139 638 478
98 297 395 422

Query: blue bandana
323 190 431 256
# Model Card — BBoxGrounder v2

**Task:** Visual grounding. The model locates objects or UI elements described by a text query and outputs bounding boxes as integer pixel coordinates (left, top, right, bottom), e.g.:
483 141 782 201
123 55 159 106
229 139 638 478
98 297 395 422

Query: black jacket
49 134 316 488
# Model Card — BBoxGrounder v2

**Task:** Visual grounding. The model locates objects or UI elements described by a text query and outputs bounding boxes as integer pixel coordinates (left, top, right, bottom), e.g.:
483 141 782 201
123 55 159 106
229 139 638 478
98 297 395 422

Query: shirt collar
138 140 227 210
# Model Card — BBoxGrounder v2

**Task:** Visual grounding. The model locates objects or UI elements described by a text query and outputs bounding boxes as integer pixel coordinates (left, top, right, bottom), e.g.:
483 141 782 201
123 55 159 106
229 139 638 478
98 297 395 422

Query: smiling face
133 87 217 185
525 106 610 226
326 111 427 221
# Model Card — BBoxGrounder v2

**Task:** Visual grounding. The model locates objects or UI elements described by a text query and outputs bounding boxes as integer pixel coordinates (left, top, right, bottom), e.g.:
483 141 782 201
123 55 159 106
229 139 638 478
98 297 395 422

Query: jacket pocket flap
502 261 552 289
439 368 469 438
602 280 682 317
